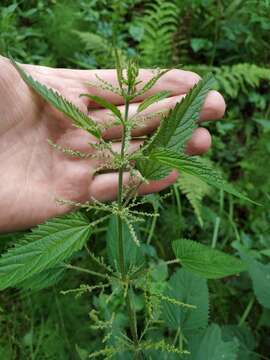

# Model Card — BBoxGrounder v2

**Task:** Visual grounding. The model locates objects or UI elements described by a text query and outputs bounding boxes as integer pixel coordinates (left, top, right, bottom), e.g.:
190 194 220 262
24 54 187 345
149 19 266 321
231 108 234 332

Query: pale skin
0 55 226 232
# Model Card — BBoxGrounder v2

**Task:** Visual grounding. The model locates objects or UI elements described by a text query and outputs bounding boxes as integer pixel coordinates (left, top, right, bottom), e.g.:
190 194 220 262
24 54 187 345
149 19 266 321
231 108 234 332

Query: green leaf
245 258 270 309
106 215 144 273
10 59 102 138
188 324 239 360
148 74 215 153
222 326 257 360
0 212 91 290
162 268 209 332
80 94 122 120
137 74 215 179
137 90 170 113
150 149 257 203
18 266 66 291
173 239 247 279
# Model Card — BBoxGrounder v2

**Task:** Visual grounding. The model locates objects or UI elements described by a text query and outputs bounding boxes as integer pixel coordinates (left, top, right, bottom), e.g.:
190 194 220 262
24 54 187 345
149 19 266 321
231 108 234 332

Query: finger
23 64 202 106
185 127 212 155
89 171 178 202
92 90 225 139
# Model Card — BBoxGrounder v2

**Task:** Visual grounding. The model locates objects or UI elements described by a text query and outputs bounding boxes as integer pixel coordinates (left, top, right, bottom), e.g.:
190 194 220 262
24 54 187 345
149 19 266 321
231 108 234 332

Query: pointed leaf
150 149 257 203
80 94 122 120
18 266 66 291
188 324 239 360
137 74 215 179
0 212 91 290
11 59 102 138
148 74 215 153
162 268 209 332
173 239 247 279
137 90 170 113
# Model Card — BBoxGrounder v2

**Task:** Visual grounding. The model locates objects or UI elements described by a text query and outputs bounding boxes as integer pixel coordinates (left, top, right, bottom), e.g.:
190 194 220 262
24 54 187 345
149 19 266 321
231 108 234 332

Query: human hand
0 56 225 232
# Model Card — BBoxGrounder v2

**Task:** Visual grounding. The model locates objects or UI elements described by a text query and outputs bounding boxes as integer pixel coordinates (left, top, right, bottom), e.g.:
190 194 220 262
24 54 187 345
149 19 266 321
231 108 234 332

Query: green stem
117 96 141 357
238 296 255 326
65 264 109 280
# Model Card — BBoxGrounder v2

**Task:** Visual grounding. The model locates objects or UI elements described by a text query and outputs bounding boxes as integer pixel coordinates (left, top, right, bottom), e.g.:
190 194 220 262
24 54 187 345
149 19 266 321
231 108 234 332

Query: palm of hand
0 57 225 231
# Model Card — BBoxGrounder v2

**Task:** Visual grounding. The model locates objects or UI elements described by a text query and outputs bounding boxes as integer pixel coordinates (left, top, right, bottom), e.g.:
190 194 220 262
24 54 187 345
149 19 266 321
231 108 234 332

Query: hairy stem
117 96 141 357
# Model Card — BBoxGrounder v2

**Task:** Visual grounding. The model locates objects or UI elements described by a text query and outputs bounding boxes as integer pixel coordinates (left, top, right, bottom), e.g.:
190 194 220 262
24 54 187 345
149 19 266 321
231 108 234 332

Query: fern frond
187 63 270 98
178 173 211 226
139 0 179 67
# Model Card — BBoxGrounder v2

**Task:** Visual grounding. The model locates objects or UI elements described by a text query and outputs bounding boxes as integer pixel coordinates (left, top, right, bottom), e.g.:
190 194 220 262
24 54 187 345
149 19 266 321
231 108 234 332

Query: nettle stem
117 96 141 356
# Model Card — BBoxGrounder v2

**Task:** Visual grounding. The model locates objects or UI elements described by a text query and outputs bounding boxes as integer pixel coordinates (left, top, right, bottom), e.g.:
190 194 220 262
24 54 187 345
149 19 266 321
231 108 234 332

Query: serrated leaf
245 258 270 309
80 94 122 120
11 59 102 138
150 149 257 203
106 215 144 272
137 74 215 179
162 268 209 332
18 266 66 291
188 324 239 360
137 90 170 112
173 239 247 279
0 212 91 290
222 326 257 360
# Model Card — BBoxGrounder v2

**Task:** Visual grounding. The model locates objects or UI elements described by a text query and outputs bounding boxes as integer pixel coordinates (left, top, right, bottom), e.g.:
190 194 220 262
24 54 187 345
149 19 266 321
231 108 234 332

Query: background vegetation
0 0 269 358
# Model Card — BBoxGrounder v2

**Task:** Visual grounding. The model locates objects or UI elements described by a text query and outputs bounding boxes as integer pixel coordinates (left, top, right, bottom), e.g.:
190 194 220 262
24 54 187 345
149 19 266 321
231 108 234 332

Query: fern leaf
178 173 211 227
11 59 102 138
0 212 91 290
139 0 178 67
186 63 270 98
173 239 247 279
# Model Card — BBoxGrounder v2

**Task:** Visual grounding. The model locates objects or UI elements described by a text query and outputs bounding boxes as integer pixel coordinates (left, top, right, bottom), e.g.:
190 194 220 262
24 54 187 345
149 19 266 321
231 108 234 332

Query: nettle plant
0 54 254 359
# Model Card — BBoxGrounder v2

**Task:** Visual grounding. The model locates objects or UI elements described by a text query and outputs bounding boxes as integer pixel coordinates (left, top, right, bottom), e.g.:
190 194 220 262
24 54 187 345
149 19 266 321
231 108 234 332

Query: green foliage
173 239 246 279
137 74 215 179
245 258 270 309
222 326 258 360
138 0 178 67
0 212 91 290
18 266 66 291
150 149 256 203
106 215 144 273
177 173 211 226
162 268 209 332
11 59 102 138
188 324 239 360
188 63 270 98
